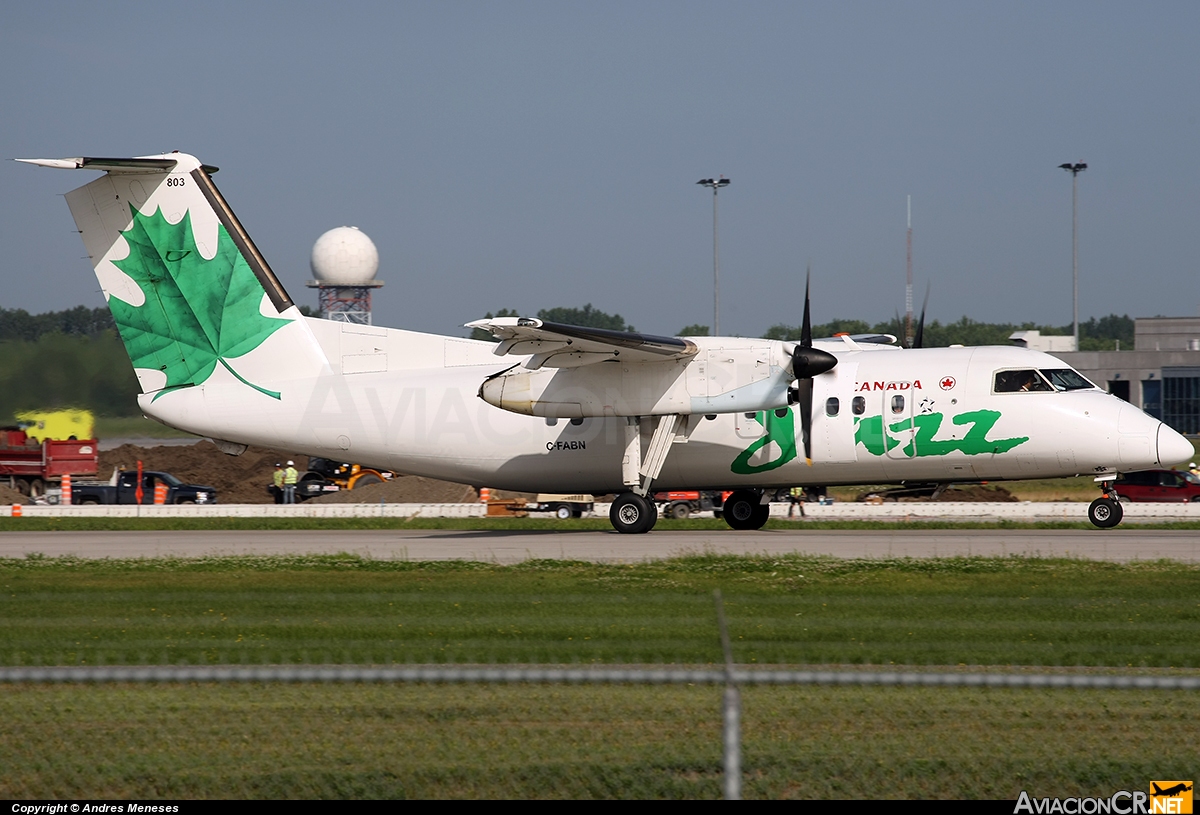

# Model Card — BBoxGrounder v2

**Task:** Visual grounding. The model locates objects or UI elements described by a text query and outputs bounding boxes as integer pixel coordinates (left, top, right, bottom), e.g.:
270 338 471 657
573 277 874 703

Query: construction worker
788 486 805 518
283 460 299 504
272 463 285 504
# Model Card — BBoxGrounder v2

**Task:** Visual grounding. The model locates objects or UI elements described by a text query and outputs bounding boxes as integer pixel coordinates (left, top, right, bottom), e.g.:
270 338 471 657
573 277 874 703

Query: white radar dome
310 226 380 286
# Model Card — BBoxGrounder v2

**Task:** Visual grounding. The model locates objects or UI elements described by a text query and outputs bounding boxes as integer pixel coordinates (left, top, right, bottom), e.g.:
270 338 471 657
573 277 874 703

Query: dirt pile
857 484 1018 503
96 441 480 504
932 485 1018 502
309 475 477 504
0 485 29 505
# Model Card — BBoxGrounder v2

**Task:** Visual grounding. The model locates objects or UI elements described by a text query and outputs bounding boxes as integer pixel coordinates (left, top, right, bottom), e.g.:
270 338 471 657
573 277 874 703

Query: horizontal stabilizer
16 155 219 174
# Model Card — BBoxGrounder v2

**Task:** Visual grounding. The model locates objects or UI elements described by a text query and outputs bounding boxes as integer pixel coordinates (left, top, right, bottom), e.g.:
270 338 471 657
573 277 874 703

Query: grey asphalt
0 529 1197 563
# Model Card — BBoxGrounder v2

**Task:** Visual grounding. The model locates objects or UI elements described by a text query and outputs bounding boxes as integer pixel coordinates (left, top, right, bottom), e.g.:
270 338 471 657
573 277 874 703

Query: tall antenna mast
905 195 913 348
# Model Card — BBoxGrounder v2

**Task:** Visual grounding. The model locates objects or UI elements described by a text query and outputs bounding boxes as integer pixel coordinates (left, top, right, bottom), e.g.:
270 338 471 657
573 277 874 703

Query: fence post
714 589 741 800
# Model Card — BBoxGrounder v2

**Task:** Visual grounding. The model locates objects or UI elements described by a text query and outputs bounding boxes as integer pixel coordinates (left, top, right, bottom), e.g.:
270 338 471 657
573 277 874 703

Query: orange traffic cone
11 504 22 517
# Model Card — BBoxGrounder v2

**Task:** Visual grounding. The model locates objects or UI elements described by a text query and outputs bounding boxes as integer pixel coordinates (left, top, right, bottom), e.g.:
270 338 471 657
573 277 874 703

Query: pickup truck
72 470 217 505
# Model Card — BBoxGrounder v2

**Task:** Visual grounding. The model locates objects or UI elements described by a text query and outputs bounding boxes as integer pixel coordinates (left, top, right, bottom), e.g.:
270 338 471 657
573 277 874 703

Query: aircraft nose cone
1157 423 1194 467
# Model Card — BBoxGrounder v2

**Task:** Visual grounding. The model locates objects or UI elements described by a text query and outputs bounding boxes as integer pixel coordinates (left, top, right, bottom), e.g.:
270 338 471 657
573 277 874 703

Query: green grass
2 554 1198 668
1 683 1193 799
93 415 201 439
3 553 1198 799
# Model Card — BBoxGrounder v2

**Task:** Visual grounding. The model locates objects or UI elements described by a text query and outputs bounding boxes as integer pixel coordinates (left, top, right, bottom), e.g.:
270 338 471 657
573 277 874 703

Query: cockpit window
994 369 1053 393
1039 368 1095 391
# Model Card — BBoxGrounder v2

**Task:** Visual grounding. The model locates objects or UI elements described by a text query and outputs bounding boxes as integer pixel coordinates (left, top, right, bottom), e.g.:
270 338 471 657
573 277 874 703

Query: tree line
763 314 1134 352
0 304 1137 422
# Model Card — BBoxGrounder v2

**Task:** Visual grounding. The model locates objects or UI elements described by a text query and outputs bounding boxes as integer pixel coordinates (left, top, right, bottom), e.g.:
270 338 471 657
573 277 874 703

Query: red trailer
0 427 99 498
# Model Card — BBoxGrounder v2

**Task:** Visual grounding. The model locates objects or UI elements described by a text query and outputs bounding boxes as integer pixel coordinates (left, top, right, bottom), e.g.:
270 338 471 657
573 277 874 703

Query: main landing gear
609 493 659 534
610 414 681 535
1088 476 1124 529
721 489 770 531
607 414 775 534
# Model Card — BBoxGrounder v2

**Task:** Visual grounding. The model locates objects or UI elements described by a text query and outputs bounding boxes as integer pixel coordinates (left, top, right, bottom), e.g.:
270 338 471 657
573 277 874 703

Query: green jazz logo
731 409 797 474
855 410 1029 457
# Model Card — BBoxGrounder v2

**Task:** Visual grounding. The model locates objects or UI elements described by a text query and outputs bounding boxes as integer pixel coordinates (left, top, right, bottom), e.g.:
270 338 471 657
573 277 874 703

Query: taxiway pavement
1 528 1197 563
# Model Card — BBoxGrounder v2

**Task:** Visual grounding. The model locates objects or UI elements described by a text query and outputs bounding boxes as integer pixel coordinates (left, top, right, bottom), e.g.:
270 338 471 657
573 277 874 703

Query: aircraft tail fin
20 153 323 402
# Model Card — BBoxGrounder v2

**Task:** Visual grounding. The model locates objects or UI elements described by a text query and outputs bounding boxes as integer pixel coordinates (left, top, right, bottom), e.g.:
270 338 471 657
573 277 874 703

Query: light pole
1059 162 1087 349
697 177 730 335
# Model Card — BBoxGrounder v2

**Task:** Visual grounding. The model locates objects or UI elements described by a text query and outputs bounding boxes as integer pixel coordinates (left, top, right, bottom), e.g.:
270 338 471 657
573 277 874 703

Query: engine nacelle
478 340 796 418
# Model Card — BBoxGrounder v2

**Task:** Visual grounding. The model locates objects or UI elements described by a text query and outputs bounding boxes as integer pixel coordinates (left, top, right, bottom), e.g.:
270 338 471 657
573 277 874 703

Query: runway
1 528 1198 563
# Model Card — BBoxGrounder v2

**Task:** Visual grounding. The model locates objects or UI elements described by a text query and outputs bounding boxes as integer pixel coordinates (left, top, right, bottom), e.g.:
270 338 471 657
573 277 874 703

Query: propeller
912 283 930 350
790 271 838 464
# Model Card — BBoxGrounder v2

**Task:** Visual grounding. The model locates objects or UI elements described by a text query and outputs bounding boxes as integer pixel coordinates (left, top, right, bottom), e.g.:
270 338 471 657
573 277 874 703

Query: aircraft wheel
1088 497 1123 529
723 490 765 530
610 493 657 534
553 503 572 520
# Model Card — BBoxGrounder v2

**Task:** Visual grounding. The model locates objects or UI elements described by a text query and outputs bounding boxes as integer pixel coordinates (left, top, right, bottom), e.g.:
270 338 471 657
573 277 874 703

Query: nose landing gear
1088 476 1124 529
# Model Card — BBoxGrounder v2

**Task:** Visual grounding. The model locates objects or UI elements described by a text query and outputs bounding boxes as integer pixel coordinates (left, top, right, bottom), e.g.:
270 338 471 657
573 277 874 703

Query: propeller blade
913 283 930 350
792 268 837 377
791 267 834 466
796 379 814 465
801 269 813 348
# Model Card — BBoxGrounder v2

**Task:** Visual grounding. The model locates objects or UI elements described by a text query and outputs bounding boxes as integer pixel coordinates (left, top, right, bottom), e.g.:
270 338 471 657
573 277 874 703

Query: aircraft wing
465 317 698 369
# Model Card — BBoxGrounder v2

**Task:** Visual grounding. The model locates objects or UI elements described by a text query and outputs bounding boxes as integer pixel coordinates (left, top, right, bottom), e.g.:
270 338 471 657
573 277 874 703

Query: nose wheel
1088 479 1124 529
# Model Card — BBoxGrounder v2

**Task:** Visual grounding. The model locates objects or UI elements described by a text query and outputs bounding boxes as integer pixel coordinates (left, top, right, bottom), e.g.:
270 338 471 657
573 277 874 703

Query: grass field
3 553 1197 798
2 683 1194 799
2 553 1197 667
93 415 201 440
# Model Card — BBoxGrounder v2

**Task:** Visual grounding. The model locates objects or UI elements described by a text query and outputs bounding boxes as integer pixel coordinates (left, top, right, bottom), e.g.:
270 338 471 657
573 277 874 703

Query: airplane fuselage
139 318 1172 494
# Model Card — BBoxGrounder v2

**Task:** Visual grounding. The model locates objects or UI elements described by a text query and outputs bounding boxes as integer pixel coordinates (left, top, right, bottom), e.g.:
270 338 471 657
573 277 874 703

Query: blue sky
3 1 1197 337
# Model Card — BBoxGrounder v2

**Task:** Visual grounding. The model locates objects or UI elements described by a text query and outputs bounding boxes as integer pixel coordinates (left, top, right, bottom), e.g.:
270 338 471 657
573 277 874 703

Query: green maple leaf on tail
109 205 291 401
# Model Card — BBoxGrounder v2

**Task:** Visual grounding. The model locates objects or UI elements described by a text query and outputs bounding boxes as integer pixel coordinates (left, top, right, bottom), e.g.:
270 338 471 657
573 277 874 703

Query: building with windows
1050 317 1200 435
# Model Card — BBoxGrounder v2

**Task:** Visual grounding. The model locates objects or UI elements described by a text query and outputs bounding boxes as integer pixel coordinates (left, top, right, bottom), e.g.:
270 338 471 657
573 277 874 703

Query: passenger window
852 396 865 415
994 369 1052 393
826 397 839 417
891 395 905 414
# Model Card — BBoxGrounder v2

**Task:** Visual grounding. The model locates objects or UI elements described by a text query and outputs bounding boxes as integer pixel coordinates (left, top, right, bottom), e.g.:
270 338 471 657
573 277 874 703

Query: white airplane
20 152 1194 532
